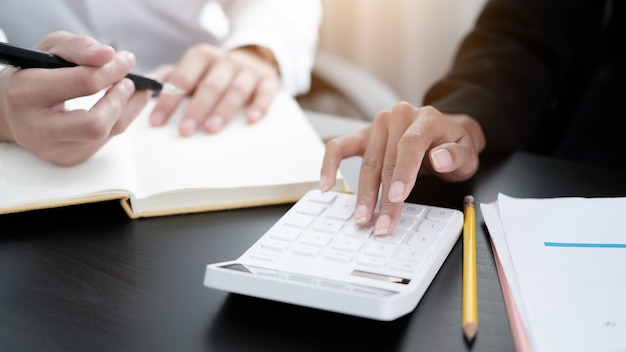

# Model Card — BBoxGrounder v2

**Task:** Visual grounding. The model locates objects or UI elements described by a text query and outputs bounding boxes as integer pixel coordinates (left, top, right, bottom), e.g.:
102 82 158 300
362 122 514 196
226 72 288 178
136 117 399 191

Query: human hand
320 103 485 236
0 31 152 166
148 44 281 136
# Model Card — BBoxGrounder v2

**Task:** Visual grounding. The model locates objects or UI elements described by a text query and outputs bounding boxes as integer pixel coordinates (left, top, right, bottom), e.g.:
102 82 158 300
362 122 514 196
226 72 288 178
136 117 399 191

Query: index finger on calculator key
373 200 404 236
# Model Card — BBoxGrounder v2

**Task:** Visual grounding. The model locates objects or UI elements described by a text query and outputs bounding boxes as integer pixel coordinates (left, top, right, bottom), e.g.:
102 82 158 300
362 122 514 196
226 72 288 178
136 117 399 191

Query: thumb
429 143 479 181
38 31 115 67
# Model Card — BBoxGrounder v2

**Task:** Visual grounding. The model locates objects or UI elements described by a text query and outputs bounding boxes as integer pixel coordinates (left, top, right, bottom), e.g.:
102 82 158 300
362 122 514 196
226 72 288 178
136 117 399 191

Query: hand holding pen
0 31 181 166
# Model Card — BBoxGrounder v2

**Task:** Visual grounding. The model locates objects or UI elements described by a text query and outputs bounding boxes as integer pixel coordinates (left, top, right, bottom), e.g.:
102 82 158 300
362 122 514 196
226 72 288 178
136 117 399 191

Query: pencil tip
463 323 478 342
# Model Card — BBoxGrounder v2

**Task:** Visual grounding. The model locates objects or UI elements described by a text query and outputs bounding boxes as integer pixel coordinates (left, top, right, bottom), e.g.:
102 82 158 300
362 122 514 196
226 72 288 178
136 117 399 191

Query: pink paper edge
490 241 533 352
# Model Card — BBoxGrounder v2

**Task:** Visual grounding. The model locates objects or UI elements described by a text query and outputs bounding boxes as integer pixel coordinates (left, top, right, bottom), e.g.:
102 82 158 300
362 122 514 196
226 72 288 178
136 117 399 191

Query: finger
37 31 115 67
14 51 136 107
374 104 420 236
203 69 256 133
31 80 148 167
145 64 178 127
320 133 367 192
355 112 390 227
182 59 236 135
35 139 107 167
429 141 479 182
109 87 153 136
245 76 280 124
149 47 215 128
421 111 480 181
386 104 440 204
35 78 135 142
77 77 137 140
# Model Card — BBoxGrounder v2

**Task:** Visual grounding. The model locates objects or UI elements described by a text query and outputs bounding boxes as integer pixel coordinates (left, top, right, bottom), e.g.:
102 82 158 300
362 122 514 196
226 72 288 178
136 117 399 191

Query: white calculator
203 190 464 321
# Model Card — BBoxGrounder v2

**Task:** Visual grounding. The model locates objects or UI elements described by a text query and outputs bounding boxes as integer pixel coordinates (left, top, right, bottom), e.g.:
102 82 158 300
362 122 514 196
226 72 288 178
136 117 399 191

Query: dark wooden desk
2 151 625 352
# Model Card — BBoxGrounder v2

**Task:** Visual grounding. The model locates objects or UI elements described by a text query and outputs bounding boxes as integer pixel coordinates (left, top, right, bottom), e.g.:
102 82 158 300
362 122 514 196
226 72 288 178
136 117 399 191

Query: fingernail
180 118 197 136
86 43 102 55
320 175 330 193
388 181 405 203
117 78 134 95
373 215 391 236
123 51 136 68
204 116 224 133
354 205 369 225
248 108 263 123
431 148 452 170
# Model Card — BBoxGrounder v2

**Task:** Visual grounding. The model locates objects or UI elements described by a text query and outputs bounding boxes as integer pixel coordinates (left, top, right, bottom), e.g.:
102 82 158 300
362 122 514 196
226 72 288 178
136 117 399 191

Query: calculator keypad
248 191 458 275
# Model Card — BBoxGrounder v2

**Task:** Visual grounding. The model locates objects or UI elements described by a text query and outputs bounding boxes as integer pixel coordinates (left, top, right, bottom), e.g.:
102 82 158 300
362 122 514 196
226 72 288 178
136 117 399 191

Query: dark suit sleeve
423 0 587 152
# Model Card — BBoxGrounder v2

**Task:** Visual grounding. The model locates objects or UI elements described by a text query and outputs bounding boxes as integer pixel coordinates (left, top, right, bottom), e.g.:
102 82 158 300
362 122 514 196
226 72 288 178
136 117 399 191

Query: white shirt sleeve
0 1 323 95
219 0 323 96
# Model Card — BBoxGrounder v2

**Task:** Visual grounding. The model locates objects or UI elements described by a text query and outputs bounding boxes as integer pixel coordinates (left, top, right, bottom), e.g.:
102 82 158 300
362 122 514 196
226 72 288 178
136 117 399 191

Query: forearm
424 0 582 152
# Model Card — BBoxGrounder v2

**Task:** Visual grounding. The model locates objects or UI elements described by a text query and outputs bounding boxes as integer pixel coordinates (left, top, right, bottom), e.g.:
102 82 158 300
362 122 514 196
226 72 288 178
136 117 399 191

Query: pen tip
161 83 185 95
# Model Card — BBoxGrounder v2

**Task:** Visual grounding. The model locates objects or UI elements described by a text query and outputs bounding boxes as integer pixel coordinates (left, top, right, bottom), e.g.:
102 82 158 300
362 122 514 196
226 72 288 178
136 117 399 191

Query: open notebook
0 91 350 218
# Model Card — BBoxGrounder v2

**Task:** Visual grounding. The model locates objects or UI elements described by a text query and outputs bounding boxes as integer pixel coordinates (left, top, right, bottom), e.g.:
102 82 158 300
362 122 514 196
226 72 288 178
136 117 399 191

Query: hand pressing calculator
203 190 463 321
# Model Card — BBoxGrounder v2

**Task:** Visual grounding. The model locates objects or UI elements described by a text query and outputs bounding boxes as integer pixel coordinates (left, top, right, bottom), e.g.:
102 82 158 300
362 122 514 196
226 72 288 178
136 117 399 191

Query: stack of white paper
481 194 626 352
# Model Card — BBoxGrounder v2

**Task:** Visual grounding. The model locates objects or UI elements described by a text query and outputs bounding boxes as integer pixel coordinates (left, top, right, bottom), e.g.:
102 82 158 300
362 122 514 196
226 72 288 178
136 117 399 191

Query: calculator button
282 213 315 229
331 237 366 253
363 242 397 258
260 239 290 251
295 201 326 216
268 226 301 242
389 260 422 273
324 250 353 262
312 219 344 234
427 208 456 221
395 246 430 262
326 197 356 220
407 232 439 248
402 204 426 217
375 228 408 244
395 216 416 229
356 256 386 267
300 231 333 247
343 223 373 240
417 220 447 234
292 244 321 257
307 191 337 204
250 250 280 261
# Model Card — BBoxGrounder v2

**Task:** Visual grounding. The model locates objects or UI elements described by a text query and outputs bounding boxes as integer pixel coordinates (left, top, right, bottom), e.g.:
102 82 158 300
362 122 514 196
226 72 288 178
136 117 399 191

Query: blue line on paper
544 242 626 248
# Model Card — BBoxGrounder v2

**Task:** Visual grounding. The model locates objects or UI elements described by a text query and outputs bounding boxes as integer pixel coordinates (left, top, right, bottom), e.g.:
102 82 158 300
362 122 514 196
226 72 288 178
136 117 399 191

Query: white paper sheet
482 193 626 352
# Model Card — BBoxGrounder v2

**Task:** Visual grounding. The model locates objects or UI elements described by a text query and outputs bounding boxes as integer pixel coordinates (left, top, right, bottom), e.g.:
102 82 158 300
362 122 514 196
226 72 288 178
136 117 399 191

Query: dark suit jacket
424 0 625 166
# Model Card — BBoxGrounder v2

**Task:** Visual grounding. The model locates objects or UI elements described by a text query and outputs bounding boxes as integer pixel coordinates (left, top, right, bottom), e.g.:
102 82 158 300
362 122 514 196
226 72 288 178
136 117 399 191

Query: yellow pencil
462 195 478 341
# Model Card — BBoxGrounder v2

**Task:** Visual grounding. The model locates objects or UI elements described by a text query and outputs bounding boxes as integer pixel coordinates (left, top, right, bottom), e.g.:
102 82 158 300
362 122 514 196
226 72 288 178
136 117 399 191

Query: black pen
0 42 184 95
